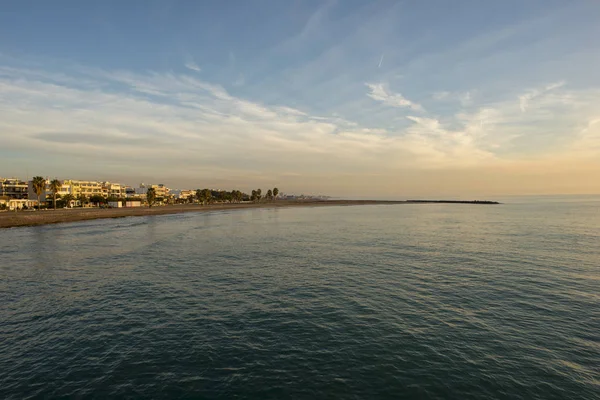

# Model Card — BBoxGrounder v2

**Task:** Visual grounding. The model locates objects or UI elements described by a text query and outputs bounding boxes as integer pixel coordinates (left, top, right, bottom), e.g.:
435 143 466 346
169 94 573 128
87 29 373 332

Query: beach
0 200 498 229
0 200 395 229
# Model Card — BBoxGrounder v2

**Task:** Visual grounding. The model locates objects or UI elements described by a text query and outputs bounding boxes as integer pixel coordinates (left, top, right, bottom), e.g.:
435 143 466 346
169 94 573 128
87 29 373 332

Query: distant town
0 176 331 211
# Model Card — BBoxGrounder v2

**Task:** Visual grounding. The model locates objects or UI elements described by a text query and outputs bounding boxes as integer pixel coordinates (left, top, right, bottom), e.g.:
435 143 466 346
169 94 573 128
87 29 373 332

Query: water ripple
1 200 599 399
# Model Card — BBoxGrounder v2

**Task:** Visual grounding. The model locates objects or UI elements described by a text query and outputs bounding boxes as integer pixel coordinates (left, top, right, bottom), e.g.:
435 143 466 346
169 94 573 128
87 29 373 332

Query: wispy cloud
519 81 565 112
184 61 201 72
0 58 599 195
432 91 450 100
365 82 424 112
432 90 472 106
233 73 245 87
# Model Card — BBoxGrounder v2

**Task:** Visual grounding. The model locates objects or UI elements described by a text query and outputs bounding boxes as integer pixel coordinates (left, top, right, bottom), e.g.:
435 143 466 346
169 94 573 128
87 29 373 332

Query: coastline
0 200 499 229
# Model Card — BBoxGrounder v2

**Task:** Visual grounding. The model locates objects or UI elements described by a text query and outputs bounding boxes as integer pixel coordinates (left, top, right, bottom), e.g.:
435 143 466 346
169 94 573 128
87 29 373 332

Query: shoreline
0 200 499 229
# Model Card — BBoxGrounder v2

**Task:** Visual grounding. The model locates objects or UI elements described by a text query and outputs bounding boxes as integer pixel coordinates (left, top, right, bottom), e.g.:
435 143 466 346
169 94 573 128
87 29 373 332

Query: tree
201 189 212 205
77 193 88 207
89 195 105 206
273 187 279 200
231 190 243 203
266 189 273 201
146 187 156 208
49 179 62 210
32 176 46 209
61 194 75 208
257 189 262 203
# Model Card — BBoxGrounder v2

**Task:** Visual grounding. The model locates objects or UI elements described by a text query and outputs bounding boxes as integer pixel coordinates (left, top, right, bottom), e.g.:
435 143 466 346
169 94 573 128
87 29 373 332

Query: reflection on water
0 198 599 399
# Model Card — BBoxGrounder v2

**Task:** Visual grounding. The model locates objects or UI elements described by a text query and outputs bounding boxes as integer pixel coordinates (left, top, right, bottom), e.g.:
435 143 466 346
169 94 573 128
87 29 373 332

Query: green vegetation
77 193 88 207
24 176 282 209
198 188 212 205
49 179 62 210
32 176 45 209
89 195 105 206
60 194 75 208
146 187 157 208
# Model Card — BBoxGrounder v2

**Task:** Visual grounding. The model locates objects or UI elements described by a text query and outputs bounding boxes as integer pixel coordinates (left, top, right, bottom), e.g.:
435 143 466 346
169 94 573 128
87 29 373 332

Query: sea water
1 196 598 399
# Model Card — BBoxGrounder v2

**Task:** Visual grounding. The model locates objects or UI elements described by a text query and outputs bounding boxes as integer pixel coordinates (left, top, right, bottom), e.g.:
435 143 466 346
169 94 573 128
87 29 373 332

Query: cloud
519 81 565 112
184 61 201 72
365 82 424 112
571 118 600 156
432 91 450 100
0 60 599 195
432 90 472 106
233 73 245 87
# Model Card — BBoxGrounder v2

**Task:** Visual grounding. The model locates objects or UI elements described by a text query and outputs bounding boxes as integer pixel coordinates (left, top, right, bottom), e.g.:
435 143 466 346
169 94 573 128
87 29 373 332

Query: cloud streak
0 60 599 195
365 83 424 112
184 61 201 72
519 81 565 112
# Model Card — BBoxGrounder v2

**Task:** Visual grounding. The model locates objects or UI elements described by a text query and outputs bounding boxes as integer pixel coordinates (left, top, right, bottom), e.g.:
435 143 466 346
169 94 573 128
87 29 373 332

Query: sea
1 195 599 399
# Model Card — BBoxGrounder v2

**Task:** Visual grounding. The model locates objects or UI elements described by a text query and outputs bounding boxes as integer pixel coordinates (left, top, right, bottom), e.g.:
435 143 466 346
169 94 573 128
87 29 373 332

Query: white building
0 178 28 199
0 197 37 210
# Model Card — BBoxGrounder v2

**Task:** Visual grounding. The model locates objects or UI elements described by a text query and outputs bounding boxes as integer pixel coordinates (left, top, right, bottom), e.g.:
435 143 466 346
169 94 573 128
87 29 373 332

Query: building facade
102 182 126 198
0 178 28 199
63 180 103 198
138 183 169 198
0 197 37 210
27 179 71 203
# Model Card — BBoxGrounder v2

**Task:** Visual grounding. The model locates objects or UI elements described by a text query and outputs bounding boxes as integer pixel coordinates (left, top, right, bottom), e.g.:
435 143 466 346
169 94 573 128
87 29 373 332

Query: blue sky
1 1 599 196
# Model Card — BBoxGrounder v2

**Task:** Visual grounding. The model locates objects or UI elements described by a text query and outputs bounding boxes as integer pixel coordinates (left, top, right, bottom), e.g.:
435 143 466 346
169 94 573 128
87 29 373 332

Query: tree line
28 176 280 209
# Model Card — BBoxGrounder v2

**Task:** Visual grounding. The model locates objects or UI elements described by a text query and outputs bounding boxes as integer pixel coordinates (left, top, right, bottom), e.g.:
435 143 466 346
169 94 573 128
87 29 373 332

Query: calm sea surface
1 197 599 399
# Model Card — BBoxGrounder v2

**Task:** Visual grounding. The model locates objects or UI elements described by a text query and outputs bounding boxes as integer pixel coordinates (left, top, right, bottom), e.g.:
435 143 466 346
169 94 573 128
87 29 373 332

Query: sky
1 0 599 198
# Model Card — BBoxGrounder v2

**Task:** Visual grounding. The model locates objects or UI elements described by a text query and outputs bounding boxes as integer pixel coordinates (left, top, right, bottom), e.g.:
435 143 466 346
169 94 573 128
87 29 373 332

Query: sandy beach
0 200 394 229
0 200 499 229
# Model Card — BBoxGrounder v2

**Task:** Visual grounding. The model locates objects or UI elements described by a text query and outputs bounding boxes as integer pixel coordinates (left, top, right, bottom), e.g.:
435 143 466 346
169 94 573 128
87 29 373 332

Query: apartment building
0 178 28 199
27 179 71 203
102 182 126 198
139 183 169 198
125 186 137 198
63 180 103 198
178 190 195 200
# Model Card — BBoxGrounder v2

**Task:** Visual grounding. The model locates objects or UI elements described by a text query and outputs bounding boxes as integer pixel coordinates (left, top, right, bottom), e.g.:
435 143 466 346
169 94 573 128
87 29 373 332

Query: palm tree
49 179 62 210
257 189 262 203
273 187 279 200
267 189 273 201
32 176 46 209
147 187 157 208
